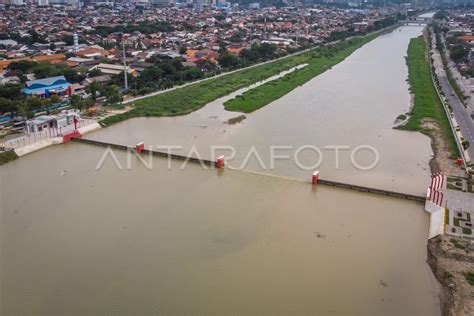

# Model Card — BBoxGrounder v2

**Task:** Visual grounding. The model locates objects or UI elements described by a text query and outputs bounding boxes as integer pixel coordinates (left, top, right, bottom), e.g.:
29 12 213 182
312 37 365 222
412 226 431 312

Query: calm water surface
1 145 439 315
87 26 432 195
0 26 440 315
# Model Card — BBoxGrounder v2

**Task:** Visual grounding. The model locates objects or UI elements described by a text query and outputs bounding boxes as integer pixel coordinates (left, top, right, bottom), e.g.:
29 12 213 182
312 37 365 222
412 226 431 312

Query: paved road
431 31 474 160
121 43 321 105
440 35 474 112
120 27 397 105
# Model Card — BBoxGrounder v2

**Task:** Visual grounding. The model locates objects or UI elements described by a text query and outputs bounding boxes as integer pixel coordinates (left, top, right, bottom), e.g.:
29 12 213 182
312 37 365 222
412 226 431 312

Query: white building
25 110 80 134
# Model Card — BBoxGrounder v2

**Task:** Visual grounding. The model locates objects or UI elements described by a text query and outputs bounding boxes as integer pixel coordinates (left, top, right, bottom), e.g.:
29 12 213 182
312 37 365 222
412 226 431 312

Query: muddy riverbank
427 236 474 316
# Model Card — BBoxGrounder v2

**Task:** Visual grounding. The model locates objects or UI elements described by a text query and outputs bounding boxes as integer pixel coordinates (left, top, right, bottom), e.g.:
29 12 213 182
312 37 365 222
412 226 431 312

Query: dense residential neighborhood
1 2 474 316
0 2 408 134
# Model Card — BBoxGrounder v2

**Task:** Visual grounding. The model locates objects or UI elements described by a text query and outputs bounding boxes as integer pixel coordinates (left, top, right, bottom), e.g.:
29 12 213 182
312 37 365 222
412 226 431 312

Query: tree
63 68 85 83
50 95 61 104
140 66 162 83
24 97 48 111
70 94 81 108
8 60 37 72
103 86 121 104
0 97 15 114
27 30 47 44
218 51 240 68
16 103 34 119
0 83 23 100
450 46 468 63
87 68 103 77
86 82 100 101
181 67 203 81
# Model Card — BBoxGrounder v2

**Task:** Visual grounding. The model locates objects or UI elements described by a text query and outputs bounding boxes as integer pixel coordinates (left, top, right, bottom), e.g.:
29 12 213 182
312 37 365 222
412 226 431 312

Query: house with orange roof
75 48 110 58
0 54 66 71
186 49 198 59
460 35 474 44
228 47 243 56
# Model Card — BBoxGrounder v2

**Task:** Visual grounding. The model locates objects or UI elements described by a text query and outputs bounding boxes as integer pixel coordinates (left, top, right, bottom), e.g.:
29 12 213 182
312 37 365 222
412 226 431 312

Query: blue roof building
22 76 72 98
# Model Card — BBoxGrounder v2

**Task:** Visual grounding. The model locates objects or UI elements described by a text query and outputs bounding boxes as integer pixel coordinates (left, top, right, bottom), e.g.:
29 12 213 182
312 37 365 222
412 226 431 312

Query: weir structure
71 137 426 202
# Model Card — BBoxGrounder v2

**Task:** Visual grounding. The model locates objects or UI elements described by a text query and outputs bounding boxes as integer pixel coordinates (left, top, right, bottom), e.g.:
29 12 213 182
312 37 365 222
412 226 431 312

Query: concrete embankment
14 137 63 157
425 200 446 239
12 121 102 158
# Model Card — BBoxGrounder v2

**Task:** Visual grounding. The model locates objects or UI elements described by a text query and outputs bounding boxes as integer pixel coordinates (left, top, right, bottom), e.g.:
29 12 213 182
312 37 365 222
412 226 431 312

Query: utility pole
122 35 128 91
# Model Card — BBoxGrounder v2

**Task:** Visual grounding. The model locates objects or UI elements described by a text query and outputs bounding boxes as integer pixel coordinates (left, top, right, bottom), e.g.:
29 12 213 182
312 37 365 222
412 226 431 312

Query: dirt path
421 119 465 176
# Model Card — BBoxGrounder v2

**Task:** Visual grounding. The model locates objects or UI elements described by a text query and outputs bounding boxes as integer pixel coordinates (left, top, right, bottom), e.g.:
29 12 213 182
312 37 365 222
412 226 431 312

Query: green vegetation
462 227 472 235
7 60 85 83
224 30 389 112
397 114 407 120
0 150 18 165
100 56 301 125
400 36 459 158
463 272 474 286
100 27 395 126
93 22 174 36
450 238 466 250
433 25 467 106
446 66 467 105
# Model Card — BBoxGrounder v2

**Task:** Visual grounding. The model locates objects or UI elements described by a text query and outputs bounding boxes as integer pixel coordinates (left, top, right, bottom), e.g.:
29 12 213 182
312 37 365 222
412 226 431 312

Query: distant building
249 2 259 9
193 0 203 10
22 76 72 98
90 63 136 76
151 0 169 7
82 74 112 86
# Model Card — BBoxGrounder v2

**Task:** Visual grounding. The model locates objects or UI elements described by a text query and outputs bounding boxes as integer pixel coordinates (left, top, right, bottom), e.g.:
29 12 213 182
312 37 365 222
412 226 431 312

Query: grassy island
224 30 387 113
100 27 394 126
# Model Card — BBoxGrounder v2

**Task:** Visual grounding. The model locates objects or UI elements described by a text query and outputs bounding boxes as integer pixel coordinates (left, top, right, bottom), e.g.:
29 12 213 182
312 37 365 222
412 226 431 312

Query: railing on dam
317 179 425 202
71 137 217 167
71 137 426 202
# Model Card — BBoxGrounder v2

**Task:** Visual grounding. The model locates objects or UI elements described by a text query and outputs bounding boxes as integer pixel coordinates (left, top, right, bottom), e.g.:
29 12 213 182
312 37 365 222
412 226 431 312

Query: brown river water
1 26 441 315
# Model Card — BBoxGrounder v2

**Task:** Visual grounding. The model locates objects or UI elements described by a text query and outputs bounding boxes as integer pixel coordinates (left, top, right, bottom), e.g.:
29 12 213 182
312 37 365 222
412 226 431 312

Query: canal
1 26 440 314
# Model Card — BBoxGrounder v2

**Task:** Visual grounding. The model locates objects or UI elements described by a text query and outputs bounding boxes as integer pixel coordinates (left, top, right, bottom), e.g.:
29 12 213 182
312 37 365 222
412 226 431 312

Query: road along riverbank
398 35 460 175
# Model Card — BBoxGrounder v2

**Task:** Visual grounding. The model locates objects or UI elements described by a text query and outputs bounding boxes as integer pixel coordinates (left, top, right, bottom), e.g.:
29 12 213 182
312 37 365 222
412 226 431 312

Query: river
86 26 433 195
0 26 440 315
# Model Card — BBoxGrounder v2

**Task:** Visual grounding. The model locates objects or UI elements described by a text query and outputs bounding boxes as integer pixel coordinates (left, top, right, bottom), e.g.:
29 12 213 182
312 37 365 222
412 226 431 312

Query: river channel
0 25 440 315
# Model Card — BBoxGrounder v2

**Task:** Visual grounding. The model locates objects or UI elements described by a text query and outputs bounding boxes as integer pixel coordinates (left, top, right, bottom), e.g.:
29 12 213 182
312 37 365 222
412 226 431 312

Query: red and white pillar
135 142 145 154
312 171 320 185
216 155 225 169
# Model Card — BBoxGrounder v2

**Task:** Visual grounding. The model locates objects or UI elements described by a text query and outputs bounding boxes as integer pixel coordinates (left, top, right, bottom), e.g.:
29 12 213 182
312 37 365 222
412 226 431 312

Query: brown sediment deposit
427 235 474 316
226 114 247 125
